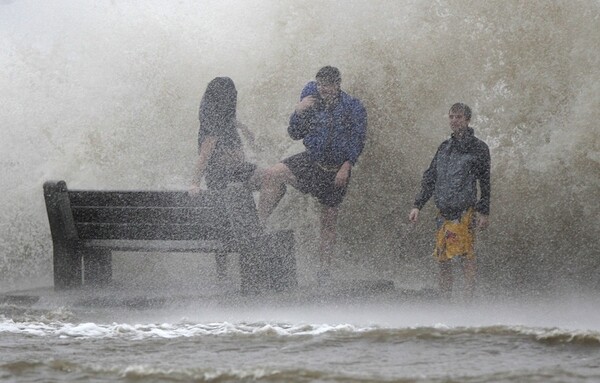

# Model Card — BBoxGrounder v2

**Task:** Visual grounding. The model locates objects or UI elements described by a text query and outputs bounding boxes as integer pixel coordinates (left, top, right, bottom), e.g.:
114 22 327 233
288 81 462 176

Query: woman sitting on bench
190 77 262 279
191 77 260 192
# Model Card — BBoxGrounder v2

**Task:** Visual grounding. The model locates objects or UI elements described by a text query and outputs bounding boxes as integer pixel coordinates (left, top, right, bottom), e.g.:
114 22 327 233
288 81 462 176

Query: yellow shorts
433 208 476 262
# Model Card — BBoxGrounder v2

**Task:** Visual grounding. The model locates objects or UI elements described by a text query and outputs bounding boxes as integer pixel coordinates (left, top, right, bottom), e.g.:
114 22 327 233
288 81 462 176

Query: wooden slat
68 190 222 207
75 223 231 241
72 206 227 225
82 239 231 253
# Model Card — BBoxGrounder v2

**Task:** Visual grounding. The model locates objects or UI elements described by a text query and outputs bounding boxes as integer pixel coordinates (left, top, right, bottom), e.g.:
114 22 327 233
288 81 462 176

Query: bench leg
82 249 112 287
239 249 264 294
215 252 227 280
53 242 82 290
239 231 297 294
265 230 297 291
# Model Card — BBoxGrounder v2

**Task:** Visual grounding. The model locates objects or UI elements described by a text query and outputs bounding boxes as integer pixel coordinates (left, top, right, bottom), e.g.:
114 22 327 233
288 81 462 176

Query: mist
1 0 598 294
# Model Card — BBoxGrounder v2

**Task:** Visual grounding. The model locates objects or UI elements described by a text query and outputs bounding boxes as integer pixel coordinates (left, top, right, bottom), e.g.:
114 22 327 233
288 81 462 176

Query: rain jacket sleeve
474 144 491 215
345 101 367 165
288 81 319 140
413 146 440 210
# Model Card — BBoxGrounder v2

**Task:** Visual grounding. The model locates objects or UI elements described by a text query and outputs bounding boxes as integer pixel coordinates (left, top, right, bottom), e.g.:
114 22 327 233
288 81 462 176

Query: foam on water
2 315 599 349
2 292 600 342
0 318 358 339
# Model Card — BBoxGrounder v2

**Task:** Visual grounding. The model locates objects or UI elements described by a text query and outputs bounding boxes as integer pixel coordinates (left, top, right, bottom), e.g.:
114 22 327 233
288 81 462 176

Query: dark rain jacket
414 128 490 219
288 81 367 167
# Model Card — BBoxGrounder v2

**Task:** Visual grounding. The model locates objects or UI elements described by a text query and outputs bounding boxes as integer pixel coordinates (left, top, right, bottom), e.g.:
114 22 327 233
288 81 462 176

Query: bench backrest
43 181 261 249
70 190 230 241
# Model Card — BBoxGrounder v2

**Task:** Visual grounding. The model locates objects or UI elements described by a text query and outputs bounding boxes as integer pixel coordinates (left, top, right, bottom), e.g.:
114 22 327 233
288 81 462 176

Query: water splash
1 0 598 293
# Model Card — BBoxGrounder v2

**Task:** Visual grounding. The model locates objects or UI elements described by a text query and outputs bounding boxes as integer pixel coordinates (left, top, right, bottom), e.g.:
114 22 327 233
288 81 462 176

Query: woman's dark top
198 77 254 190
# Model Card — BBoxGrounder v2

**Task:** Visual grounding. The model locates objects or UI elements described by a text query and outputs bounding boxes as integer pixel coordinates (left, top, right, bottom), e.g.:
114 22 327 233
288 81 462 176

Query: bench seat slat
76 223 231 241
82 239 232 253
72 206 227 225
68 190 220 207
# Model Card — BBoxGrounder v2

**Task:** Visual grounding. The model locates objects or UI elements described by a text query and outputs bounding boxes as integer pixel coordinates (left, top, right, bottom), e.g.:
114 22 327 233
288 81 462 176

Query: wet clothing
283 152 348 207
434 208 476 261
414 128 490 220
198 117 255 190
288 81 367 167
197 116 242 152
204 161 256 190
285 81 366 206
198 77 256 190
198 120 256 190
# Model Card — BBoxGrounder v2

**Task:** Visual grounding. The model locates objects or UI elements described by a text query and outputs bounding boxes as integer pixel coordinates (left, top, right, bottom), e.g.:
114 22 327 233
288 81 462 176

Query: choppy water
2 296 600 382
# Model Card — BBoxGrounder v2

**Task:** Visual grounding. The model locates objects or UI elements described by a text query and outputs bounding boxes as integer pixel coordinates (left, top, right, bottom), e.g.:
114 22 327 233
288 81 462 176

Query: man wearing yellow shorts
408 103 490 300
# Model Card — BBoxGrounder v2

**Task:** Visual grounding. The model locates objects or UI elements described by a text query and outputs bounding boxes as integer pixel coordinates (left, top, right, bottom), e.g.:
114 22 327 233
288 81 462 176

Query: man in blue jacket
409 103 490 300
258 66 367 283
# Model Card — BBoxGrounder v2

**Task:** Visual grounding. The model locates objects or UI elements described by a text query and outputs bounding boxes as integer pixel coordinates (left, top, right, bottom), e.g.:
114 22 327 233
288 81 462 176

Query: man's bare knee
265 163 294 185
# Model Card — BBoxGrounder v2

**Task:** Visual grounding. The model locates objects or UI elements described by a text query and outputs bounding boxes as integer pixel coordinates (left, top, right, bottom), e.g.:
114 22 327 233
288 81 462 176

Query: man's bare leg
438 260 453 300
319 206 338 274
462 257 477 302
257 163 295 225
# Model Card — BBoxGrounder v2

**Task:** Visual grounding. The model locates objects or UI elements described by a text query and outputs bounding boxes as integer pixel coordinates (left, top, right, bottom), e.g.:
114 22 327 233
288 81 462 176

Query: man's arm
408 151 439 223
288 95 318 140
346 101 368 166
474 143 491 229
474 143 491 216
413 148 439 210
334 100 367 187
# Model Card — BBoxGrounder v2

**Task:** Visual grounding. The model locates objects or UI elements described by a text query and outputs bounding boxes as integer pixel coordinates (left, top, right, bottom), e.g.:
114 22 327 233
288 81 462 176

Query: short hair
449 103 472 120
315 66 341 84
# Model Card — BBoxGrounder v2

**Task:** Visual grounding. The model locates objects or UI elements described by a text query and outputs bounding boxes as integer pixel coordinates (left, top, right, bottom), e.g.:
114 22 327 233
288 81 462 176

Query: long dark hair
199 77 237 127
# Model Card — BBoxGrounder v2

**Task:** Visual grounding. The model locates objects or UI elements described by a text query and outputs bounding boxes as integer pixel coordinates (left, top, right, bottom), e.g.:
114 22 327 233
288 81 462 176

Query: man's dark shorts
283 152 349 208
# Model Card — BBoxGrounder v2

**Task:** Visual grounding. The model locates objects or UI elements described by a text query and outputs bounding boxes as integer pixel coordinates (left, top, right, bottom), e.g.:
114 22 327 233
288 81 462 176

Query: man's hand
295 95 318 114
476 213 489 230
334 162 351 187
408 208 420 223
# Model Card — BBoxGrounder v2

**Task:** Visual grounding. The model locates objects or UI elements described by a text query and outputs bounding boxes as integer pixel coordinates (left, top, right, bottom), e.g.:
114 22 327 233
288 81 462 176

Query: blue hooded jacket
288 81 367 166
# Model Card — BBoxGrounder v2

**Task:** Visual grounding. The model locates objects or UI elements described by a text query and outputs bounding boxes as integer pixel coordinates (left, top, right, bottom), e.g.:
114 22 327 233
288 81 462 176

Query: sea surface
1 288 599 383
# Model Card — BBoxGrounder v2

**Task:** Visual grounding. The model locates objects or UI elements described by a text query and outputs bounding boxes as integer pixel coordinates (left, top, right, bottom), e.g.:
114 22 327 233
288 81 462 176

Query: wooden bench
43 180 296 293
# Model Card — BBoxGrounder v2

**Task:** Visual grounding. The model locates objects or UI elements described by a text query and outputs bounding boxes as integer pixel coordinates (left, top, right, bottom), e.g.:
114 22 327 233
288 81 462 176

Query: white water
1 0 599 293
3 296 600 340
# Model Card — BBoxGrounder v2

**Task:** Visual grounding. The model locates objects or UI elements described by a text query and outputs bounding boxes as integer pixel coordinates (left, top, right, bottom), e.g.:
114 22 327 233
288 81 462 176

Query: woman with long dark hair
191 77 259 278
191 77 258 192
